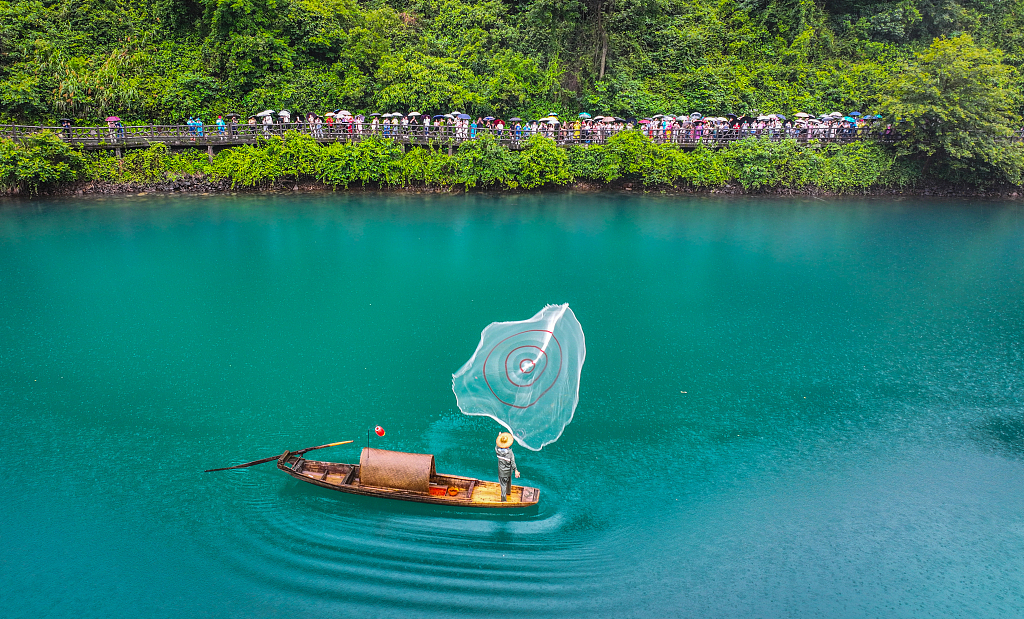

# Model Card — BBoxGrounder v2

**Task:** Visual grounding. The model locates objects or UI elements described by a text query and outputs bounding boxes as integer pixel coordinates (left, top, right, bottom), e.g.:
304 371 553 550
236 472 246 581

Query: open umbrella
458 113 471 120
105 116 120 122
689 112 702 120
483 116 495 121
829 111 843 118
278 110 291 116
407 112 421 116
370 112 382 117
256 110 274 117
794 112 810 118
578 112 592 119
848 111 862 117
547 112 559 117
842 116 856 122
639 119 651 124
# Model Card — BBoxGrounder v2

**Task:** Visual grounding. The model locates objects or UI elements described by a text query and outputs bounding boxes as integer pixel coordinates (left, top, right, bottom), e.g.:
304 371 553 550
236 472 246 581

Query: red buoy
374 425 385 437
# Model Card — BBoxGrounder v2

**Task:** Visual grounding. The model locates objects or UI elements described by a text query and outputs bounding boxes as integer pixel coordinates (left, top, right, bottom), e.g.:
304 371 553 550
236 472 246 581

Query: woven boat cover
359 448 436 492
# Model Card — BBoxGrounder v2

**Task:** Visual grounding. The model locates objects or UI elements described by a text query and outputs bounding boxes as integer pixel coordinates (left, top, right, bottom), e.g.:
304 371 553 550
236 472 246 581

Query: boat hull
277 452 540 508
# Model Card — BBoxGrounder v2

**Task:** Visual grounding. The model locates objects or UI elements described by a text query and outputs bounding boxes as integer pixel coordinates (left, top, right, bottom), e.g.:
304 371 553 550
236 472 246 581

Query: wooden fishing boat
277 447 540 508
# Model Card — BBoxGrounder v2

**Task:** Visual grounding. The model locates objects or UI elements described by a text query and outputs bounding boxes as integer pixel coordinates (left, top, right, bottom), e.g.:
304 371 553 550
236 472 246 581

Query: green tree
0 131 86 192
881 34 1024 184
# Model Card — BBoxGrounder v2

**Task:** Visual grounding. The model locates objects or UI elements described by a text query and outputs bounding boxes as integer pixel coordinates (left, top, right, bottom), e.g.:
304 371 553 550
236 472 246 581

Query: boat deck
279 455 539 508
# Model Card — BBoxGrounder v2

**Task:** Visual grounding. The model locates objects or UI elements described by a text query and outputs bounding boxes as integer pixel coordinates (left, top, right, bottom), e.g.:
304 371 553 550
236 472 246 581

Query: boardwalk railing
2 122 898 151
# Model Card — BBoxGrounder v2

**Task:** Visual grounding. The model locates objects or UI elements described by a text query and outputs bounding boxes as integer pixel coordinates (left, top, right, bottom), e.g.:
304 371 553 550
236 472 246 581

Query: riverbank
4 130 1021 198
12 177 1018 200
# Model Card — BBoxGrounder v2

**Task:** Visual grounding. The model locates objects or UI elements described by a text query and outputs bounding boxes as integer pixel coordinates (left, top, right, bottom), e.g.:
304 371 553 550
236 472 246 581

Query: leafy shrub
351 136 404 186
603 130 660 183
720 137 811 189
452 133 519 189
315 142 360 188
518 134 571 189
567 144 617 182
809 142 893 191
211 140 285 188
675 146 731 188
399 146 455 187
0 132 86 193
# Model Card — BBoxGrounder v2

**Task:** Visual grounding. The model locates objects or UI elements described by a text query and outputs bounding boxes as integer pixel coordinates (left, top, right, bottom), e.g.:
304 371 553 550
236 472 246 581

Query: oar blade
204 455 280 472
204 440 353 472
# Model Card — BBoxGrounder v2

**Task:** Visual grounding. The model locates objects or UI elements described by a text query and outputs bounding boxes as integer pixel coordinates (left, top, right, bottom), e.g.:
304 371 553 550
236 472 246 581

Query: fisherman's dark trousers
499 475 511 501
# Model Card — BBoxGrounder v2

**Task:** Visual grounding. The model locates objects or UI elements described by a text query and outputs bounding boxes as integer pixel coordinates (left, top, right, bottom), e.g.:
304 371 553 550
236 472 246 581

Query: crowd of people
57 109 894 145
225 109 891 144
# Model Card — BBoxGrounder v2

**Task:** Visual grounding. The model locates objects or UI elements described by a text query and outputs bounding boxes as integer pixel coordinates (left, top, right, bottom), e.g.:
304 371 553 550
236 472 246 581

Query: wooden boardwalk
3 123 896 152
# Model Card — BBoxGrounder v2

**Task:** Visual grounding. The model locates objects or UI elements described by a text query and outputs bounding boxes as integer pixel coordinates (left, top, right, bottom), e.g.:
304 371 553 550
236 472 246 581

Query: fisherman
495 432 520 502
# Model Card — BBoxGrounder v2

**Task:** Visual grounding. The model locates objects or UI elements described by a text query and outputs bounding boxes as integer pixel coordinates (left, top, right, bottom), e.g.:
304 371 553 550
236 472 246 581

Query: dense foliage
3 130 915 193
3 0 1024 126
0 131 86 192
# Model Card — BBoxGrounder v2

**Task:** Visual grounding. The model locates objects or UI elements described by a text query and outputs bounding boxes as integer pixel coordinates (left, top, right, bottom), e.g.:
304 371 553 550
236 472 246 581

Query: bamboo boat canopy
359 448 436 492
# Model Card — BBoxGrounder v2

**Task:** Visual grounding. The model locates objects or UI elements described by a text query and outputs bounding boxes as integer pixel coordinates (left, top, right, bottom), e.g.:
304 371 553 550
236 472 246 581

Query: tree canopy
882 34 1024 183
2 0 1024 125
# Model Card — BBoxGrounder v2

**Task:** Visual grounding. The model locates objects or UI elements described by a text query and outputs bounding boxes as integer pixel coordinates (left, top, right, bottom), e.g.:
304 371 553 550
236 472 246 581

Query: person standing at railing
216 115 226 139
60 118 72 140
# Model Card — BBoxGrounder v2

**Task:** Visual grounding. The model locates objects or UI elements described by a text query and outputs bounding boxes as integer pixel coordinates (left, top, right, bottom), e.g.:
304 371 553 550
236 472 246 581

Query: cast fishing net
452 304 586 451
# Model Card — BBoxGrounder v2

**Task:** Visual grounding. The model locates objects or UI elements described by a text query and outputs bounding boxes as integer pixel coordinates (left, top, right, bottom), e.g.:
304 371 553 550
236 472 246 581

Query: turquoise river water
1 193 1023 618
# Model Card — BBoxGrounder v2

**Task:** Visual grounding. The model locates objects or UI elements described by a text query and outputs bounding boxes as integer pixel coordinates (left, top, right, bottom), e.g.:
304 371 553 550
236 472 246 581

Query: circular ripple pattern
201 472 612 618
483 330 561 408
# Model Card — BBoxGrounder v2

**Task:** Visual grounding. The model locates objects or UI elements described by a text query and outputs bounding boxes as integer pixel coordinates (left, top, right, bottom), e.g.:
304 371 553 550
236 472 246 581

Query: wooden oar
204 440 353 472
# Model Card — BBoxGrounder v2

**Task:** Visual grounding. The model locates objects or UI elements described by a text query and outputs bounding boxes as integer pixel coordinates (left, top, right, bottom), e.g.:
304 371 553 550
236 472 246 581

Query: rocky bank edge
6 176 1024 199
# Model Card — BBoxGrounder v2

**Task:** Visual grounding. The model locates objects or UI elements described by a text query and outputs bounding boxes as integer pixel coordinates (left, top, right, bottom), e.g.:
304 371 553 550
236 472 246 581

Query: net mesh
452 304 586 451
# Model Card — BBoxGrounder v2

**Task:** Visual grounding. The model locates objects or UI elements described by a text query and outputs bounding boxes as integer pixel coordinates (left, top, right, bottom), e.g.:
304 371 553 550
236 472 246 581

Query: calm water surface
2 193 1023 618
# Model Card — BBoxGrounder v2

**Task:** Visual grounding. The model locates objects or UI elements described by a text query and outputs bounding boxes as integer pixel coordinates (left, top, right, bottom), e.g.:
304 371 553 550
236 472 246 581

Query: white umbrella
278 110 291 116
256 110 275 117
407 112 421 116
